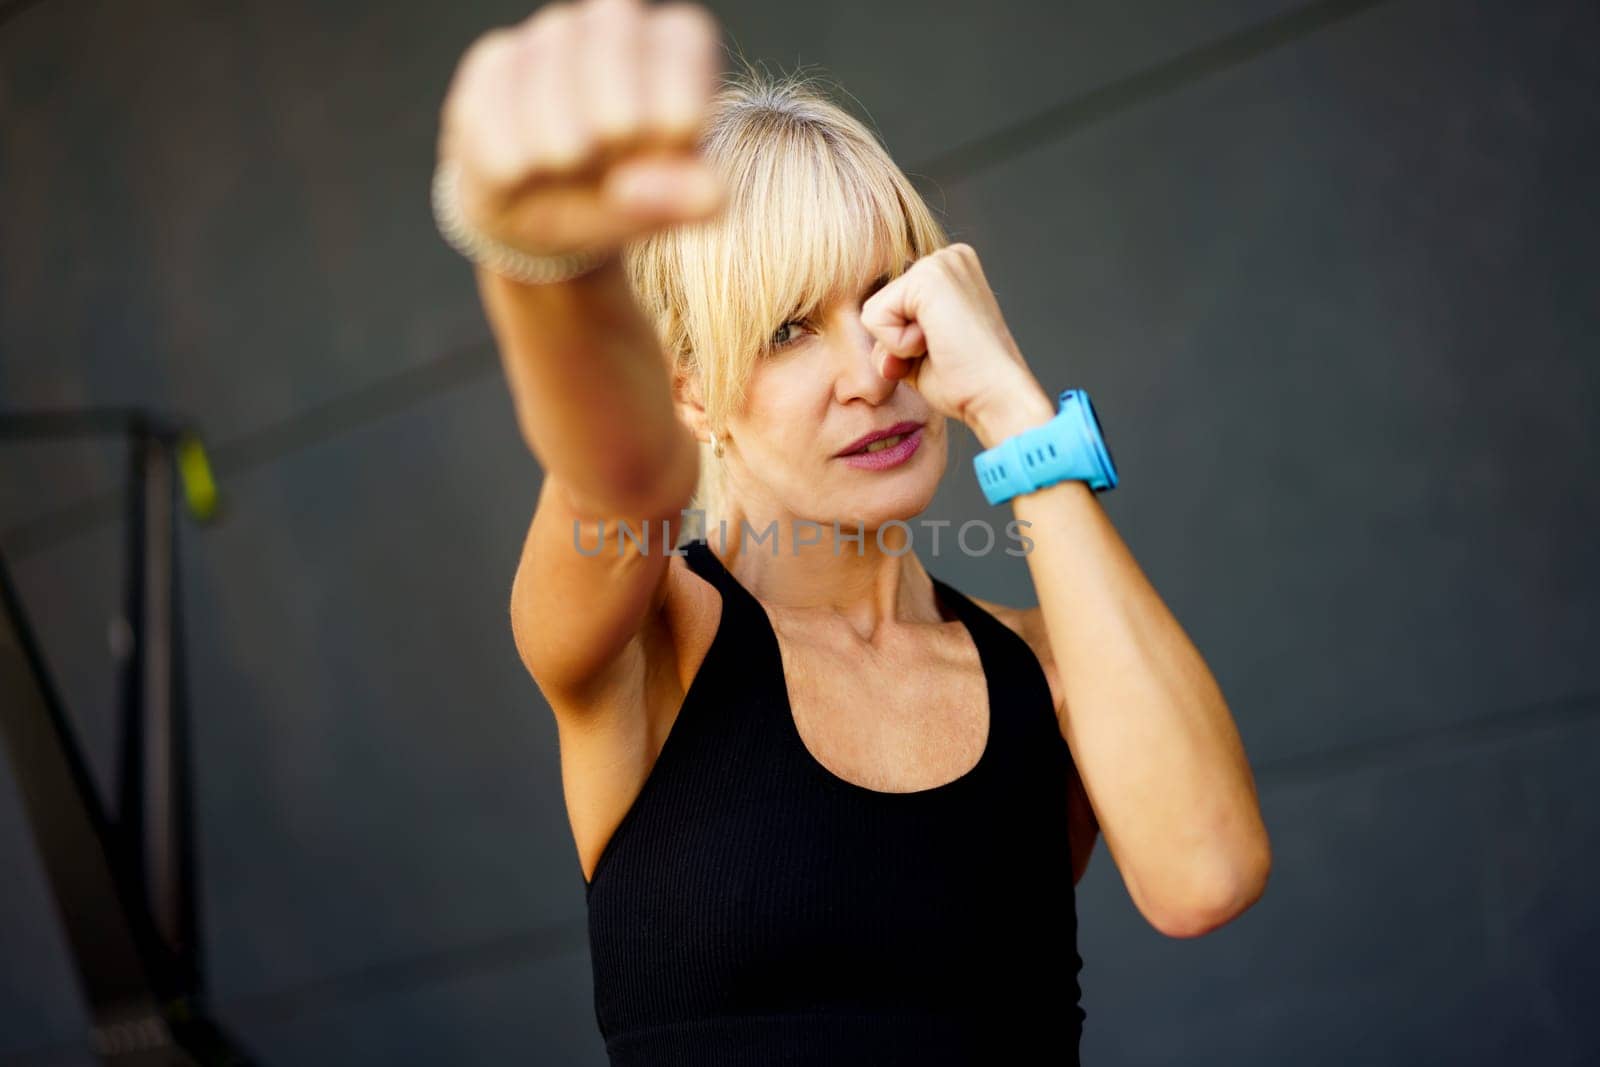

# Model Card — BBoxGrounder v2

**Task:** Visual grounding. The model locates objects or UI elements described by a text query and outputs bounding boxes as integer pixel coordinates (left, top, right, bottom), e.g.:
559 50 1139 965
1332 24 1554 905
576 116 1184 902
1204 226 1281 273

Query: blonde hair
621 61 950 536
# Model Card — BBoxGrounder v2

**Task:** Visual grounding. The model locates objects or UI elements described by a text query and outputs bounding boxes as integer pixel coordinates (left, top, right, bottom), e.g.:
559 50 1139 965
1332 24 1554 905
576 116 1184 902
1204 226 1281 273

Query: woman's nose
831 314 895 406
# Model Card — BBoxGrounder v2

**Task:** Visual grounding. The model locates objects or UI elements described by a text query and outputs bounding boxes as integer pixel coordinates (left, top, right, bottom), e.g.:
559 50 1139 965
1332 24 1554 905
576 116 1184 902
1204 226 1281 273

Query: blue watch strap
973 388 1118 504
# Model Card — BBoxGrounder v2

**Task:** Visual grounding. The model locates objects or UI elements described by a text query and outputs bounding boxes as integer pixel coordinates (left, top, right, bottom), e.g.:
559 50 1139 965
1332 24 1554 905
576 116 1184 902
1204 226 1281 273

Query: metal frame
0 409 252 1065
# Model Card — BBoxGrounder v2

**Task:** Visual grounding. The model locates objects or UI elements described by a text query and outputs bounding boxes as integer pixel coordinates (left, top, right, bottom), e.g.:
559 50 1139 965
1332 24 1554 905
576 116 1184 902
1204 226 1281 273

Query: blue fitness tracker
973 388 1118 505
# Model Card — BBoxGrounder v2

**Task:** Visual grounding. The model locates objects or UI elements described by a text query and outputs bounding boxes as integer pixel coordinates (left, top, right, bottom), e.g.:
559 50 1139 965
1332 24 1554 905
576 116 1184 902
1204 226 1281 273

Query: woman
433 0 1271 1062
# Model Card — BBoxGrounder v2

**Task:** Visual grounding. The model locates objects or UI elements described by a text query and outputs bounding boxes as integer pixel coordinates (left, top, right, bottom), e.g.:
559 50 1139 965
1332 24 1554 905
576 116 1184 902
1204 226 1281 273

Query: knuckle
655 1 716 32
653 2 719 51
455 29 512 90
539 2 579 40
582 0 636 28
471 26 516 55
933 244 973 275
526 2 576 49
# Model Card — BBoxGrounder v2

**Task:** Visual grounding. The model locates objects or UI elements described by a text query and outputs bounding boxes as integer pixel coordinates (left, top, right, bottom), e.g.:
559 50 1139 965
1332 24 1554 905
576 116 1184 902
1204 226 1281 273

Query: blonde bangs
725 124 927 364
621 65 949 528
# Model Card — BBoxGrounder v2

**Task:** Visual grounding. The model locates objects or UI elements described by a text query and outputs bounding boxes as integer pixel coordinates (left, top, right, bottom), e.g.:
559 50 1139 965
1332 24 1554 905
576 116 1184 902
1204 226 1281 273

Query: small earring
709 431 725 458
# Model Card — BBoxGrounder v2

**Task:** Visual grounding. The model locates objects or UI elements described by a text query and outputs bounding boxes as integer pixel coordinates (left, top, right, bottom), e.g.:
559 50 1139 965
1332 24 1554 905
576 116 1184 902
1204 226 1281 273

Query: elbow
572 430 701 520
616 449 700 519
1149 840 1273 940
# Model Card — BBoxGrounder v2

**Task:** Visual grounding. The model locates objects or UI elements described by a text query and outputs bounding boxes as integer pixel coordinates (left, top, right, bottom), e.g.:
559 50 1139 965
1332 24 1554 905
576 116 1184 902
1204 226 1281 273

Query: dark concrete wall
2 0 1595 1062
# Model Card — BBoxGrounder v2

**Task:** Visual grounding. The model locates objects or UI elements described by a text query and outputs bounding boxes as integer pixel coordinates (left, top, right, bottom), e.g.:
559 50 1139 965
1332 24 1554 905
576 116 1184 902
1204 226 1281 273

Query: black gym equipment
0 409 252 1066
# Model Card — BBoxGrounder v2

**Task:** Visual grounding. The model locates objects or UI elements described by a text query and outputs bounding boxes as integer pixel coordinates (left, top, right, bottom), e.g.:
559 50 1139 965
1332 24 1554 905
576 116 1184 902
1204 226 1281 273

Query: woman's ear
672 365 710 442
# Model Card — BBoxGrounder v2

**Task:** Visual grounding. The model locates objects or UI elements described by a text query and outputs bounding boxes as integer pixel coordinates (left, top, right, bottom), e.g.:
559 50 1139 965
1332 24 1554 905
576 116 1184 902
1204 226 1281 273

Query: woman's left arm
972 388 1273 939
864 243 1272 938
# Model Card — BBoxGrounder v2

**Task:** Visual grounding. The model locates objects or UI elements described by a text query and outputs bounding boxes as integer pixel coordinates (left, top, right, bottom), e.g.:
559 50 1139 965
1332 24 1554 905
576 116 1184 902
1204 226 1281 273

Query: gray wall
3 0 1596 1063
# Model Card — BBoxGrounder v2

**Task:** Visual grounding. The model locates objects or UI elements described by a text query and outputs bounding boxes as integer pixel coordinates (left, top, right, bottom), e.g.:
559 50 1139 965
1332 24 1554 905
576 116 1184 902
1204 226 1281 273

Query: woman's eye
770 319 807 350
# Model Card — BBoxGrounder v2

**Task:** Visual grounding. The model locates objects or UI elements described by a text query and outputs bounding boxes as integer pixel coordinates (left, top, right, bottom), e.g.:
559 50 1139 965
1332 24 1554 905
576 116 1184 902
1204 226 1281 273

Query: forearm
971 382 1271 936
1017 480 1268 933
478 256 697 516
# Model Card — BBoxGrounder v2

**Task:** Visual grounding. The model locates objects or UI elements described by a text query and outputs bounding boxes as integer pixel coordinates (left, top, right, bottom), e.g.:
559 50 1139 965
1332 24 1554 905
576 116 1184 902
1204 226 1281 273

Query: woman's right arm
437 0 726 713
493 256 698 717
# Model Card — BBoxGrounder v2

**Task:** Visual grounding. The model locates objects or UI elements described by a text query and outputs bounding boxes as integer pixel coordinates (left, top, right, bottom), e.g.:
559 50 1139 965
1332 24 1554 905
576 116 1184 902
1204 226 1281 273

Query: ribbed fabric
584 538 1085 1065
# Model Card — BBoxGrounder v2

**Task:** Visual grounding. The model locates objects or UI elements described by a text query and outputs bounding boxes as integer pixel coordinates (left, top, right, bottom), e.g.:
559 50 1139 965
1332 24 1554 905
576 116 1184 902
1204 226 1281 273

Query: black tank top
584 538 1085 1065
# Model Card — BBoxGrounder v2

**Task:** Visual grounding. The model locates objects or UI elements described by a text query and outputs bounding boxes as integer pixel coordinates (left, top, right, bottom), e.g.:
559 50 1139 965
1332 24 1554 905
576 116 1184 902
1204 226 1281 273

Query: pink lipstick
836 423 924 471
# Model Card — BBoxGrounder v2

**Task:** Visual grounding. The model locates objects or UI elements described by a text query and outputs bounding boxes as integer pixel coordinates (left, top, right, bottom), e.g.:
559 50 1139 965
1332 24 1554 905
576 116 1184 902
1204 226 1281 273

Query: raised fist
437 0 726 258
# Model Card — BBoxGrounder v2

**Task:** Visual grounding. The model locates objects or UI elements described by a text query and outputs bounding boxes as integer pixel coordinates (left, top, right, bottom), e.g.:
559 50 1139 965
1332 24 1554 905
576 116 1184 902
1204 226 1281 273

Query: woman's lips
837 425 924 470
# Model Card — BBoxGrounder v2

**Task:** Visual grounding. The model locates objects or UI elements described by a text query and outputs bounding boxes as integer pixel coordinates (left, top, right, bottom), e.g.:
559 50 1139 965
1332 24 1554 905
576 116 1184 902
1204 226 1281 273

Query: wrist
971 386 1120 504
966 379 1055 450
432 158 611 286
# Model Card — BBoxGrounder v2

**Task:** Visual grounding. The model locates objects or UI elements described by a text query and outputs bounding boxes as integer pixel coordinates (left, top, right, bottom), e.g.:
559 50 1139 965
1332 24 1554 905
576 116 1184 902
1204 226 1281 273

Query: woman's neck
702 514 946 643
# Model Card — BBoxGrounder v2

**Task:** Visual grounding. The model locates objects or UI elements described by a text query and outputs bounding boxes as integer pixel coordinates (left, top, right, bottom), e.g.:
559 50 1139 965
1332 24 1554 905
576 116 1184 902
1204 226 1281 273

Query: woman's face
722 255 949 532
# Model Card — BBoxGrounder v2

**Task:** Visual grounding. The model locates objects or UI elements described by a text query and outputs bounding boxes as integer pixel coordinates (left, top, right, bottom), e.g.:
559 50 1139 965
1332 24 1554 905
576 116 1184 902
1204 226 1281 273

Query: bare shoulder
965 595 1066 720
